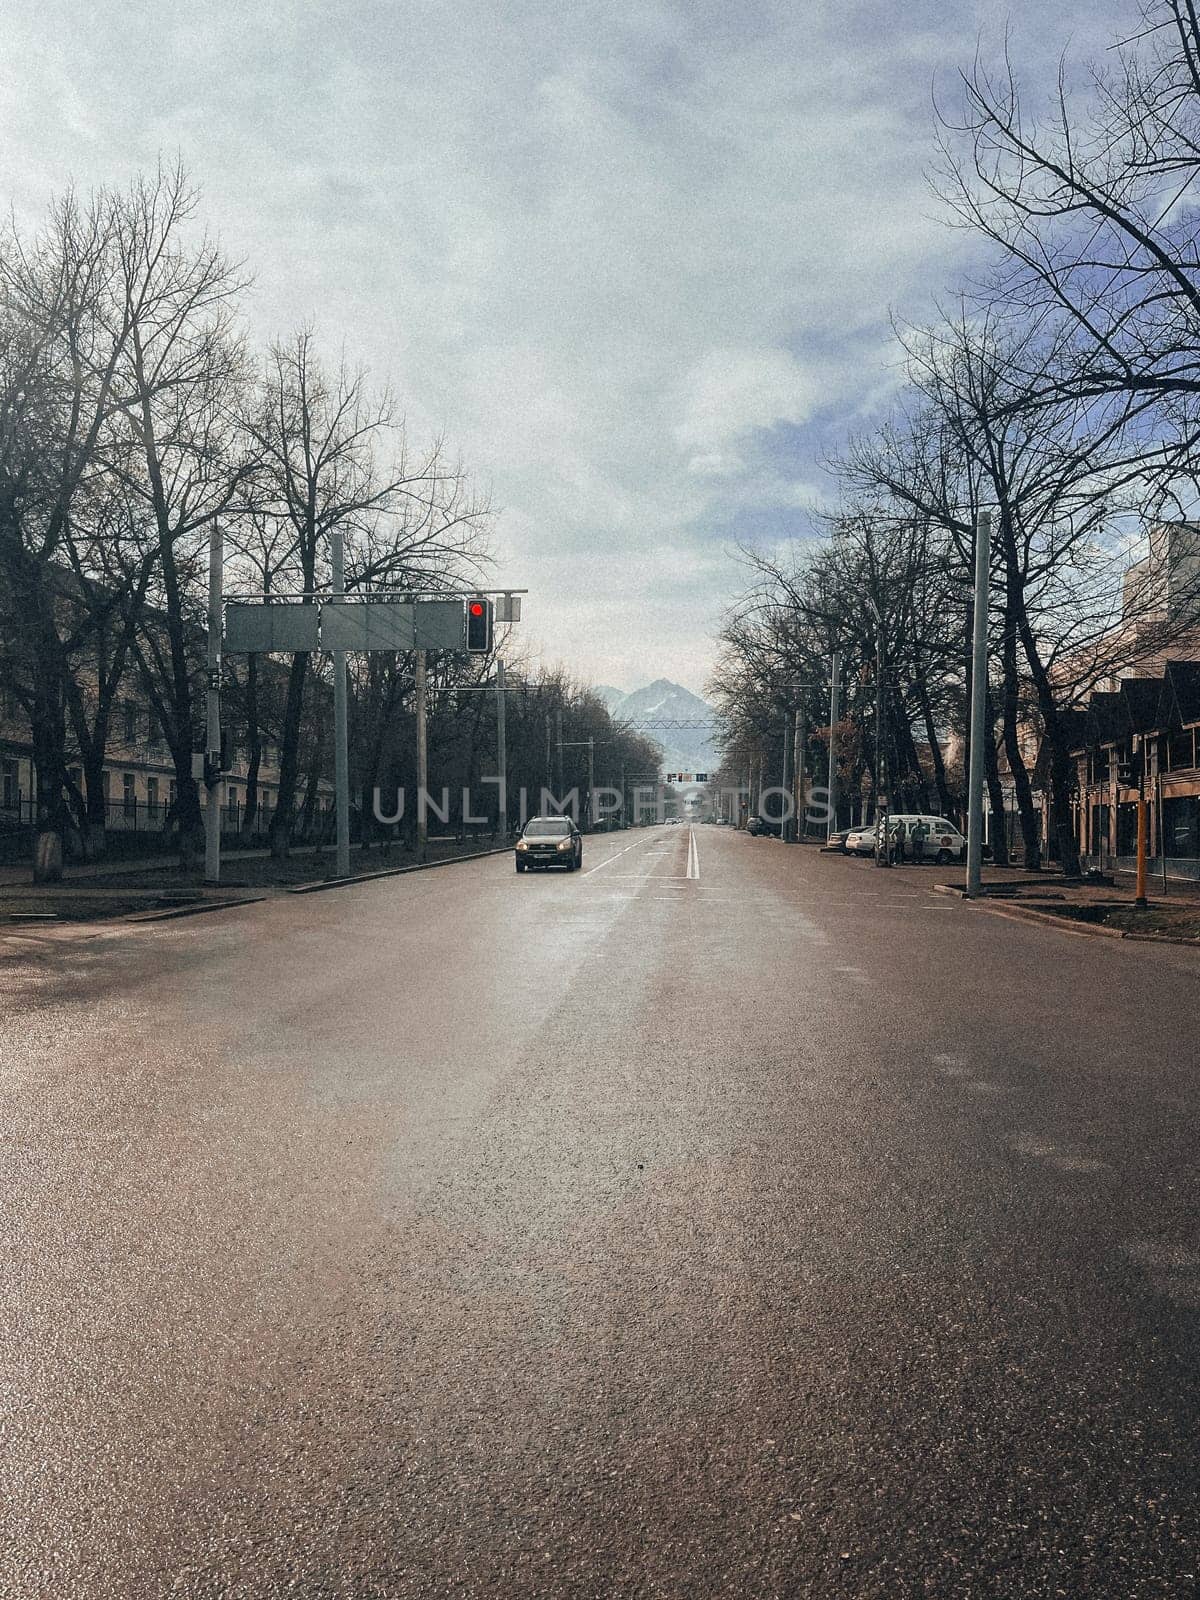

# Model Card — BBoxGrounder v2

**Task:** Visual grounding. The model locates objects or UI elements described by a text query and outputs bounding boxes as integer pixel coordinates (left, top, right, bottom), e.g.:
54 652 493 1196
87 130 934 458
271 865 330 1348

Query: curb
938 888 1200 946
287 844 512 895
125 895 268 923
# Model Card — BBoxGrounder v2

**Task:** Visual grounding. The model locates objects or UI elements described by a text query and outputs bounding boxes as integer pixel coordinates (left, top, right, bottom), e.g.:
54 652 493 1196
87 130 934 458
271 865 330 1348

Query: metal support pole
415 648 428 861
555 709 563 794
587 736 595 829
827 650 840 840
873 603 891 867
782 715 793 843
331 525 351 879
204 519 223 885
965 509 992 898
545 713 552 794
1135 743 1148 908
1159 768 1168 893
496 658 507 837
794 705 805 840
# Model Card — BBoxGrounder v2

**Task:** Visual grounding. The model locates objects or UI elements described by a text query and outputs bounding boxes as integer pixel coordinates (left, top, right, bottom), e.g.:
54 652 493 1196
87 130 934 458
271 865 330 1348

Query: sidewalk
931 862 1200 941
0 835 508 924
0 843 302 888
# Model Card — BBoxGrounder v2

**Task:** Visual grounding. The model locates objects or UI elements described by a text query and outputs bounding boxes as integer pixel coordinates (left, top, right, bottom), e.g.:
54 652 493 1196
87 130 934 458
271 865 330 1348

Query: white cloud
674 347 821 467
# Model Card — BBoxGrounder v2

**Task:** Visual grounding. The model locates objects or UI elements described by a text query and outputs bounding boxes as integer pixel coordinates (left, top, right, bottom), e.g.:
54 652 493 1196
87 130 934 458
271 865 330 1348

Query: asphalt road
3 824 1200 1598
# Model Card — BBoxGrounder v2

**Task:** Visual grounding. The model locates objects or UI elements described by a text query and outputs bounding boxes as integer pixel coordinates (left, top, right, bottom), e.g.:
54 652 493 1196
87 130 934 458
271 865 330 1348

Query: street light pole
496 657 508 838
867 596 890 867
1135 734 1148 909
204 519 223 885
782 712 794 843
331 525 351 880
965 509 992 898
827 649 840 841
415 648 428 862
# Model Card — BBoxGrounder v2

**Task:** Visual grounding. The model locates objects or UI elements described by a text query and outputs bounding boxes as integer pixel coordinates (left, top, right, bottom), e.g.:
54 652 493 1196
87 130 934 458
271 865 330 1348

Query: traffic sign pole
331 525 351 879
204 519 223 885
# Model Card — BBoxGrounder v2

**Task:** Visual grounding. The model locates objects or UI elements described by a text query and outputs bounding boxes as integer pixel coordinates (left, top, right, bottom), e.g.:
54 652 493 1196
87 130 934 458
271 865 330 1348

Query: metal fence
0 795 334 864
1084 852 1200 883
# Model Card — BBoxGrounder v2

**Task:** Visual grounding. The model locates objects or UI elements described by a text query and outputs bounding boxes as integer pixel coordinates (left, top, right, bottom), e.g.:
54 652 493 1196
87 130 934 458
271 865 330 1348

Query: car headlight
516 839 529 851
556 838 573 851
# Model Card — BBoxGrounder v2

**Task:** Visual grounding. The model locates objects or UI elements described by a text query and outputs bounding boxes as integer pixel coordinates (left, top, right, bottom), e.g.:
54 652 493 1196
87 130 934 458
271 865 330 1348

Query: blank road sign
225 603 320 653
321 600 464 652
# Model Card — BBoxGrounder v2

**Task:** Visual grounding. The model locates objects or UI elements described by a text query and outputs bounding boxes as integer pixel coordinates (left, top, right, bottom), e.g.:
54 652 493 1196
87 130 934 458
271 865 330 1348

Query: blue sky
1 0 1134 695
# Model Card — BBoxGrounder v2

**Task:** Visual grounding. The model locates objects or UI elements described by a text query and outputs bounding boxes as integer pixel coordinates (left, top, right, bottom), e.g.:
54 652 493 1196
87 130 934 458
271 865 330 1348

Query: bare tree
247 330 490 857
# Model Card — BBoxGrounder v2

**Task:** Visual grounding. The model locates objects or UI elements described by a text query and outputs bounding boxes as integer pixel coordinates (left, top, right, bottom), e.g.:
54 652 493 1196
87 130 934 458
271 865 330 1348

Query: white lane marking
686 825 700 880
582 829 663 878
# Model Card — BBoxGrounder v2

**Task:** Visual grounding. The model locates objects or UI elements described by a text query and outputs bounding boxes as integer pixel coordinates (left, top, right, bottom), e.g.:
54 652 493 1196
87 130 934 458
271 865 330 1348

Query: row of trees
0 165 662 880
711 2 1200 873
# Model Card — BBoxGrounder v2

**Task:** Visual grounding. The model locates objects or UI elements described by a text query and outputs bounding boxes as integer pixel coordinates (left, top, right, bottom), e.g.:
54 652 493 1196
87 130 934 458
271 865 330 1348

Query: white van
885 814 966 863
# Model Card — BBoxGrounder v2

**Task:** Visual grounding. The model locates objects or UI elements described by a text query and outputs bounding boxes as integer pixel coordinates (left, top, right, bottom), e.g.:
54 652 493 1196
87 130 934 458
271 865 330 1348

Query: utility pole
415 647 428 861
782 713 794 842
794 704 805 841
555 709 563 793
875 619 889 864
204 519 223 885
1135 734 1148 908
545 713 552 795
331 525 351 879
965 509 992 898
827 650 840 841
496 657 508 837
587 736 595 829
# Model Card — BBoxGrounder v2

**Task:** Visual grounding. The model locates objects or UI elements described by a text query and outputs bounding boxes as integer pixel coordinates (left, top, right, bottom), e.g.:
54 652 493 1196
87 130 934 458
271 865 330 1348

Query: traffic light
466 597 493 653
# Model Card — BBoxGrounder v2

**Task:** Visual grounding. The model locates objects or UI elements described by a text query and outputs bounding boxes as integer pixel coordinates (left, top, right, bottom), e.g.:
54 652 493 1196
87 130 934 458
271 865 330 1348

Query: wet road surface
3 825 1200 1597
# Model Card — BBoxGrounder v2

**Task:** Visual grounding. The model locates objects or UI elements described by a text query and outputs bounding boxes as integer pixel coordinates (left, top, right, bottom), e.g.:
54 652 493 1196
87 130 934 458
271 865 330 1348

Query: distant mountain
601 679 719 779
593 684 627 715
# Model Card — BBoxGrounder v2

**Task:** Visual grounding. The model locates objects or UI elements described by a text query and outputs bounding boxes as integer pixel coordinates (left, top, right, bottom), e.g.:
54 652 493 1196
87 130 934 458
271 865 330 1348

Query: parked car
824 828 854 852
844 824 877 856
514 815 583 871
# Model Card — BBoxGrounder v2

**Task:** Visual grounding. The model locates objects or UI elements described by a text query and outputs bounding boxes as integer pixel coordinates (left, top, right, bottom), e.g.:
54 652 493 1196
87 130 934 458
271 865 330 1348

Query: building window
1 759 18 810
123 773 136 818
123 701 138 744
1168 728 1194 771
146 777 158 813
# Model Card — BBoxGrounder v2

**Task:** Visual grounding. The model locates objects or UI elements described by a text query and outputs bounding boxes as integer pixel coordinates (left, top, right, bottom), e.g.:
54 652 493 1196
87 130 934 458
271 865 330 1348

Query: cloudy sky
1 0 1131 694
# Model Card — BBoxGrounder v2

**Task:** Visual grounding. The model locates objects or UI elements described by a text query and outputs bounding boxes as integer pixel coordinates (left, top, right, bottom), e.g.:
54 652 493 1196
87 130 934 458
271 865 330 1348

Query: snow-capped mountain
599 679 719 778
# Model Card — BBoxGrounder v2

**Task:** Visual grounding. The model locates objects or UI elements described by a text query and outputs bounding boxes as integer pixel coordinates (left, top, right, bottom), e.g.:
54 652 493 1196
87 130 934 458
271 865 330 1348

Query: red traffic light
466 596 493 652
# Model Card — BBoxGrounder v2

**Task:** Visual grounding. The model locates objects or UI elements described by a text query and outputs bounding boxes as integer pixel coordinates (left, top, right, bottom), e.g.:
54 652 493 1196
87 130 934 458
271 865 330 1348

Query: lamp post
865 596 890 867
965 509 992 898
826 649 840 842
331 525 351 879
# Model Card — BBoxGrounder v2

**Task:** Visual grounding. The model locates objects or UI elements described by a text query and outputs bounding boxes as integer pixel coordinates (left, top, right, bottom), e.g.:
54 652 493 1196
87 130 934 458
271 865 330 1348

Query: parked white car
844 825 877 856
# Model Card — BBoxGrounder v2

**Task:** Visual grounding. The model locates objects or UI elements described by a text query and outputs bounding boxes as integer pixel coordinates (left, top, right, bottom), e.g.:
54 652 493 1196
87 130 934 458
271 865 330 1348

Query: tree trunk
983 690 1009 867
241 654 262 836
270 650 311 857
917 679 954 819
31 686 70 882
1013 610 1081 876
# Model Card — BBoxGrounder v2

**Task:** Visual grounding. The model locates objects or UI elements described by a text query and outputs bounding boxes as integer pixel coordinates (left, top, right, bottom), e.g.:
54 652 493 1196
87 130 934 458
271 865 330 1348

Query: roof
1120 676 1161 734
1087 691 1127 746
1162 659 1200 726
